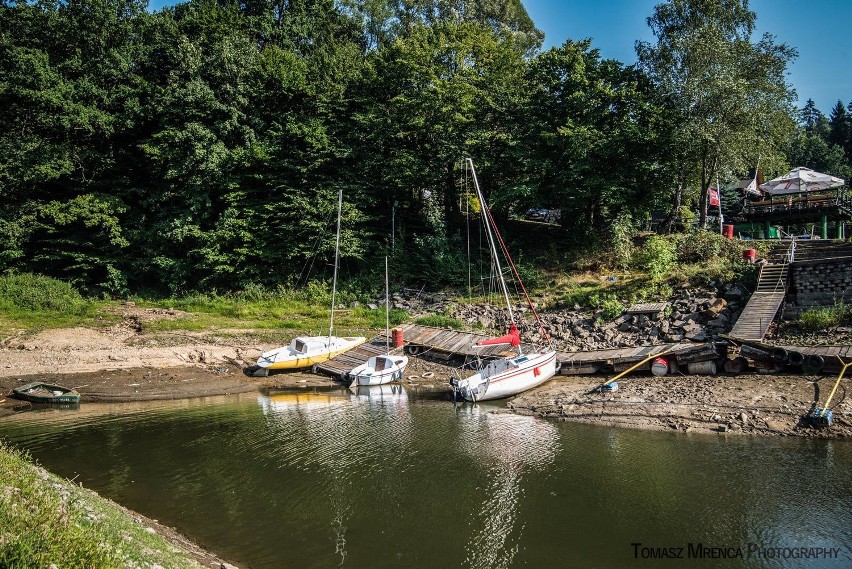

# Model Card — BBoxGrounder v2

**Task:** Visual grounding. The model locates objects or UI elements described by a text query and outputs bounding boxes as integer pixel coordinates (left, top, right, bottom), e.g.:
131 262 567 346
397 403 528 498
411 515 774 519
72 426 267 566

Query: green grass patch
0 441 204 568
415 314 463 329
138 290 411 336
0 273 106 334
798 304 850 330
353 307 409 329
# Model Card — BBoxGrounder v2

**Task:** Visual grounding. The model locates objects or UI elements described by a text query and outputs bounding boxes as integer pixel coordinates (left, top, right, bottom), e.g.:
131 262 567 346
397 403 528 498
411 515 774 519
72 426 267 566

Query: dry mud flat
509 373 852 438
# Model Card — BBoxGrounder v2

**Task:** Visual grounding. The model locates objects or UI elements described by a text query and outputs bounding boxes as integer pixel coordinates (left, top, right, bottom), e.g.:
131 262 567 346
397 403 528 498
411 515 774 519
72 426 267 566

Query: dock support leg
821 215 828 240
837 222 843 240
764 219 771 239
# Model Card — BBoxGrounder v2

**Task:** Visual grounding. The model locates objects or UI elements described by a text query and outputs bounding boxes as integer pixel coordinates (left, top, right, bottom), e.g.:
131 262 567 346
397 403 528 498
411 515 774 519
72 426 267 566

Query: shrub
610 212 636 271
633 236 676 280
0 273 87 313
588 292 624 320
798 304 849 330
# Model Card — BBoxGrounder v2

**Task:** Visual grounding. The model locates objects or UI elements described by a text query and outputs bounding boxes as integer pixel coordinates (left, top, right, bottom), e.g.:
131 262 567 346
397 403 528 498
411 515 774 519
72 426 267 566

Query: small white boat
451 159 558 402
349 354 409 386
255 190 366 375
348 257 408 386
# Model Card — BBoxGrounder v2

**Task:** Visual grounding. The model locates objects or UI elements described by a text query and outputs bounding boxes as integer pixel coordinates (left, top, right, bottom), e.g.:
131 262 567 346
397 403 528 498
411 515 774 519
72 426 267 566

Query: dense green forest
1 0 850 297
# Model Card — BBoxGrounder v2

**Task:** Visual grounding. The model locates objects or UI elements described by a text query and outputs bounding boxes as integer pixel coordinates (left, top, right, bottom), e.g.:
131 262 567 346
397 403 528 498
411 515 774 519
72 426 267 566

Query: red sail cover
476 323 521 347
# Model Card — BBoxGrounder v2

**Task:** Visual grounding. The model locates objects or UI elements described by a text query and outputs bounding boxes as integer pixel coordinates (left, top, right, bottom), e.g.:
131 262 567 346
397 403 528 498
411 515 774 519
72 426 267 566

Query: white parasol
759 167 845 195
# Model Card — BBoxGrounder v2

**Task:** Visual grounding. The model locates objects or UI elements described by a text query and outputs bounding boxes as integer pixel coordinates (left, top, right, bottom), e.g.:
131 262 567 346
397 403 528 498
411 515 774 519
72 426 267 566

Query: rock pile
385 282 750 351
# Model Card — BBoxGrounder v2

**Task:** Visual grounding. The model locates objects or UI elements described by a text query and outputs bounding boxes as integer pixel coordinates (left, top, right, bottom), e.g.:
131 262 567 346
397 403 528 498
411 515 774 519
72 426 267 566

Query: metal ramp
729 243 794 341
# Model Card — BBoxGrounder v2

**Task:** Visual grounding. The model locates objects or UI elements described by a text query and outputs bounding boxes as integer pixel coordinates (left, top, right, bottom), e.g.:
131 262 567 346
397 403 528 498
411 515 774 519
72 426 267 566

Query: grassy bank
0 441 211 568
0 233 772 337
0 274 409 338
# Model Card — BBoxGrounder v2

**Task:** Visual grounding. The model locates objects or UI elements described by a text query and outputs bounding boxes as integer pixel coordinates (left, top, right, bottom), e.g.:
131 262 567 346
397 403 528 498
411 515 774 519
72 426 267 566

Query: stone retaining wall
788 258 852 308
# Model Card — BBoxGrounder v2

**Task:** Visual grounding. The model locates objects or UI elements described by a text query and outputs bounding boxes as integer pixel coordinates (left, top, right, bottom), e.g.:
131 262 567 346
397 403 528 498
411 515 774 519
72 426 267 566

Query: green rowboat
11 382 80 404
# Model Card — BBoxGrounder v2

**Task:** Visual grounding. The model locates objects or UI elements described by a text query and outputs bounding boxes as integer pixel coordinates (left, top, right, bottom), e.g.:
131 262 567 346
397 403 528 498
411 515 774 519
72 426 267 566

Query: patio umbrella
759 167 845 195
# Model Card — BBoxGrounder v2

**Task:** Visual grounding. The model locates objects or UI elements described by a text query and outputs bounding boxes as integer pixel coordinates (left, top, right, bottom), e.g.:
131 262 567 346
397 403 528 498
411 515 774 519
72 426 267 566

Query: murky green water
1 385 850 568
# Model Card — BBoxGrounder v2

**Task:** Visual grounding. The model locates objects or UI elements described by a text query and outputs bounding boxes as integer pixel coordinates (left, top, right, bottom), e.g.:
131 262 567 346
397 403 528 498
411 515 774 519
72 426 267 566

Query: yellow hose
817 357 851 417
600 347 674 389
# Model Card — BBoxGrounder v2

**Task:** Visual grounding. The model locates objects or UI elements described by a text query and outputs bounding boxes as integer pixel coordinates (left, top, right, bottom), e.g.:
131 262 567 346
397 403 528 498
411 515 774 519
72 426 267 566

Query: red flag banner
708 187 720 207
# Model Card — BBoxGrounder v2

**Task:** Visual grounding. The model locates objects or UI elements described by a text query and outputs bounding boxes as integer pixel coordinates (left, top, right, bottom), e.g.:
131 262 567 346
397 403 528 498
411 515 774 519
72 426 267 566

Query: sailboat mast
329 189 343 343
385 256 390 353
466 158 515 325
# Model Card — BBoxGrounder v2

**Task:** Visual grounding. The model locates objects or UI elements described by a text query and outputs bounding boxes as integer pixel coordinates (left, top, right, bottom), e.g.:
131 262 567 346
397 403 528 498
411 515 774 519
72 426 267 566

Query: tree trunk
662 163 687 233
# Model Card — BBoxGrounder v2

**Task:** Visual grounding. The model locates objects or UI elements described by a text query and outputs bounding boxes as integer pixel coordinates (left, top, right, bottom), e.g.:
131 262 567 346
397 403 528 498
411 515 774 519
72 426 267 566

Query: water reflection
257 386 412 565
455 406 559 569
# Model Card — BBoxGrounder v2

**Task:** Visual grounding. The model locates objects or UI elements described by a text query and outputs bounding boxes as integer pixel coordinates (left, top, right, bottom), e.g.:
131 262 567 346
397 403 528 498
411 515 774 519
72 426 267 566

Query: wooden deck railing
743 189 850 216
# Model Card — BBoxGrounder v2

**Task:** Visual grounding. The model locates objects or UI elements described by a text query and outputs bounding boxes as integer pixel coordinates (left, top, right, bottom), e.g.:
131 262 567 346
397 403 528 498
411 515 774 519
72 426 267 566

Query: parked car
524 208 561 224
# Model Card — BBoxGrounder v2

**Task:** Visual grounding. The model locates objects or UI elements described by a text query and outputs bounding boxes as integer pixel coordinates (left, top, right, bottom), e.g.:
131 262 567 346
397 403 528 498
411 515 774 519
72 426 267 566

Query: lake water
1 385 850 568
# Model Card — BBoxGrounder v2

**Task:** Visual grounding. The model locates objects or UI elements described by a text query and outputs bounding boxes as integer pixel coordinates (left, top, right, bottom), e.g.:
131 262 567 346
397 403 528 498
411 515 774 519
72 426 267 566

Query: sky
146 0 851 114
523 0 851 114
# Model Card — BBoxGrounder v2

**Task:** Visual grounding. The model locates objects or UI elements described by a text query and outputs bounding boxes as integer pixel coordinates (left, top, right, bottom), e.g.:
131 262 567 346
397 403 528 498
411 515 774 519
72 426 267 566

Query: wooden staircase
728 243 795 341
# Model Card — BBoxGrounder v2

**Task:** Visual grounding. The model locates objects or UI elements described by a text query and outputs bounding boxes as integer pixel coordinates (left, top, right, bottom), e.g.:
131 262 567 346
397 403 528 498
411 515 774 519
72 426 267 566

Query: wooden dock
558 342 718 374
314 338 400 379
395 323 528 359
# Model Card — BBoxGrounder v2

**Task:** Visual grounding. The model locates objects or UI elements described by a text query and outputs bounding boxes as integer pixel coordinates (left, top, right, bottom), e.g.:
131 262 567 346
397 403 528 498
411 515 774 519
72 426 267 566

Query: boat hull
257 337 367 370
11 382 81 404
455 351 557 401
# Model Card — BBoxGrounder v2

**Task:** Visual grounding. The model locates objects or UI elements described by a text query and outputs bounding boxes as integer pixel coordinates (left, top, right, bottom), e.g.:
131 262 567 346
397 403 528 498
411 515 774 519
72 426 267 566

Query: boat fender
787 351 805 367
311 364 320 374
405 345 421 356
770 347 789 365
803 354 825 373
554 359 562 373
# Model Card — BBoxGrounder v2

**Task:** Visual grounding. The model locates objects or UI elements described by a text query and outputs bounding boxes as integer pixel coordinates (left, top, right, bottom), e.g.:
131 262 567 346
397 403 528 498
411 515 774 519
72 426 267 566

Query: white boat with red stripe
450 159 559 402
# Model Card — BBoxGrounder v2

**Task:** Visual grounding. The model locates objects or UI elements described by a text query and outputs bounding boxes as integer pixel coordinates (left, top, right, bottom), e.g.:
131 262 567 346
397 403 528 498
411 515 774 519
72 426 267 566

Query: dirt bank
509 373 852 438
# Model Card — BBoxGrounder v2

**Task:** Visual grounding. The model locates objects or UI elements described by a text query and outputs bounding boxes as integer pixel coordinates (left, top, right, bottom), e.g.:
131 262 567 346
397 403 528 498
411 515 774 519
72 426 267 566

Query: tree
513 40 670 238
636 0 798 230
800 99 829 138
785 128 851 182
828 100 850 160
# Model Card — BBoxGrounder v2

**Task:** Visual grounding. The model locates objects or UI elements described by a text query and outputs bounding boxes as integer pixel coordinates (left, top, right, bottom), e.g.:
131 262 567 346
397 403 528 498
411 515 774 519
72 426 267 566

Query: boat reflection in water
257 386 412 565
455 405 560 569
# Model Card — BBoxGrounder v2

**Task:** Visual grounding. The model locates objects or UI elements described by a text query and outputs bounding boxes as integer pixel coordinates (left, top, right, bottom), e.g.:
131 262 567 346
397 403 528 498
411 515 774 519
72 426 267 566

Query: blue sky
523 0 850 114
147 0 850 114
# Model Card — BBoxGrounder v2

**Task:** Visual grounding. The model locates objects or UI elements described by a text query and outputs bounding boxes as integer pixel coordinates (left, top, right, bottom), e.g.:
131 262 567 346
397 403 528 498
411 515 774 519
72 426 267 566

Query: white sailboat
348 257 408 386
450 159 559 402
254 190 366 375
